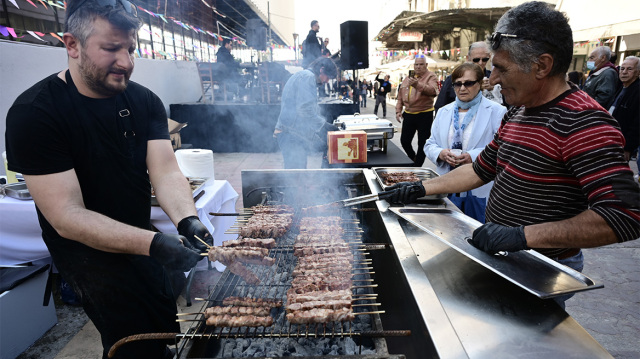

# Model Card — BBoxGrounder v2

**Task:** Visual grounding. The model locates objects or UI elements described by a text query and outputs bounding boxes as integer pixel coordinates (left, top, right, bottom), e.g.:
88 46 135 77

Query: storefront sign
398 31 423 42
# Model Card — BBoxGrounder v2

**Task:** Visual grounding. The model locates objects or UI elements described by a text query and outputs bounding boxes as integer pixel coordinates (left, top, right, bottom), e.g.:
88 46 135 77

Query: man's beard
78 52 130 97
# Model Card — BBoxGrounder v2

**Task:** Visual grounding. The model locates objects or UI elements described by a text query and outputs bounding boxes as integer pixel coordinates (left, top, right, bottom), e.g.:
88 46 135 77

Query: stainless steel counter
363 169 612 359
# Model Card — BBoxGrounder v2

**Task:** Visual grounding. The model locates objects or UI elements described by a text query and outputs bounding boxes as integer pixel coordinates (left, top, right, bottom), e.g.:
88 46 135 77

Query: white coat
424 96 507 200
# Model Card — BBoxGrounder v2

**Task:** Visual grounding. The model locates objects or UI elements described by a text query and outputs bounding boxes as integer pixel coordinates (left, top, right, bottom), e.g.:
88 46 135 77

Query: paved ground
16 96 640 359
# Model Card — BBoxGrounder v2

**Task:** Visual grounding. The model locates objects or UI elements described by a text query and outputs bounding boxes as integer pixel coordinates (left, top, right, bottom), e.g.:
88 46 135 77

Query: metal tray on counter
1 182 32 200
389 207 603 299
151 177 208 206
372 167 446 200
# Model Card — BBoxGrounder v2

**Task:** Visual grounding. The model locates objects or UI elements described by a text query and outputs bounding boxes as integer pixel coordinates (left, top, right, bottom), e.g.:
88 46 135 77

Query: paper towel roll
175 149 215 179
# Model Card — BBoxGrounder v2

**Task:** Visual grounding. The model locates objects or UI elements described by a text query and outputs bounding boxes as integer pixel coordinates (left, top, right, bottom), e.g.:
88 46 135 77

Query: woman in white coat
424 63 507 222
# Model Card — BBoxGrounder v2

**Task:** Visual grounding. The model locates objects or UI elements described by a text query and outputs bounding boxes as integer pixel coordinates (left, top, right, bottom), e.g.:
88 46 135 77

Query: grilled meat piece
223 237 276 249
286 289 352 304
208 247 273 266
227 261 261 285
286 307 354 324
380 171 420 186
286 299 351 313
291 276 352 291
206 314 274 327
222 296 283 308
293 244 351 256
240 213 293 238
205 306 270 317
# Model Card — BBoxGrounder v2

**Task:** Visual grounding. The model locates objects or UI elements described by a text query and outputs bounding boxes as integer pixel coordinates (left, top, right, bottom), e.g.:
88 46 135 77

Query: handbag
448 191 487 223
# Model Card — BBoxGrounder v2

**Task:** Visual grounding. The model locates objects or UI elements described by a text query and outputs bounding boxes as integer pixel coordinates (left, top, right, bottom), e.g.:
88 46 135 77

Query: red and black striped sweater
473 85 640 258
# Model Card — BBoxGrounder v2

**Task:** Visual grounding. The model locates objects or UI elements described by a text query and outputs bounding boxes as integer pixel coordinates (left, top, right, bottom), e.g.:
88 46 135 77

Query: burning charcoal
345 337 357 354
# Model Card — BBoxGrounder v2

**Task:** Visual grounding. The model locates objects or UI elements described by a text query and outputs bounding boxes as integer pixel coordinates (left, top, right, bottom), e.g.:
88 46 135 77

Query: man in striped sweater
390 1 640 304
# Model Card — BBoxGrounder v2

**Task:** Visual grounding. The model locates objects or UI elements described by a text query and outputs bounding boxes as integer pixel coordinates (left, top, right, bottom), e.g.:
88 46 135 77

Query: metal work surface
364 169 613 359
389 207 603 298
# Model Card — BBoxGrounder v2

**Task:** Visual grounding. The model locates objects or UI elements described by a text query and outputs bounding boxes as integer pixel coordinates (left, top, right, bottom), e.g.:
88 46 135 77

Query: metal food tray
372 167 446 200
390 207 603 299
151 177 208 206
2 182 32 200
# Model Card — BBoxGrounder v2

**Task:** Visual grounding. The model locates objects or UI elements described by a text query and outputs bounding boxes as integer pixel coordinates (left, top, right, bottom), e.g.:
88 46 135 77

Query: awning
374 7 512 50
572 19 640 42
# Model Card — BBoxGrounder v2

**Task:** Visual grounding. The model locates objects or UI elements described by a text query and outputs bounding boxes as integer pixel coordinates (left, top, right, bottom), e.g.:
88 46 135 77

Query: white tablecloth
0 180 239 270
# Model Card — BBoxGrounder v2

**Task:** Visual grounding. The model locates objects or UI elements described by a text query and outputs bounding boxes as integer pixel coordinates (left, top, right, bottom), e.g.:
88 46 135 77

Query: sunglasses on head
472 57 490 63
488 32 519 50
68 0 138 18
453 80 479 89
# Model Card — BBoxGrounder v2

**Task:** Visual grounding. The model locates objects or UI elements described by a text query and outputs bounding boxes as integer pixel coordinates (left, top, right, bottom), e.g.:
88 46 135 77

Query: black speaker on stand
340 20 368 70
246 19 267 51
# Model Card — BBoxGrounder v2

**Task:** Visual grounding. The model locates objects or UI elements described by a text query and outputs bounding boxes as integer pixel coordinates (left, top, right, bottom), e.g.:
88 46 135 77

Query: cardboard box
168 118 188 150
327 131 367 164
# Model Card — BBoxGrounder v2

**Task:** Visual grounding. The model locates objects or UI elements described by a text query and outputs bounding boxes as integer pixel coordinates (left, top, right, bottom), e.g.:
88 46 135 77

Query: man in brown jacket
396 55 439 166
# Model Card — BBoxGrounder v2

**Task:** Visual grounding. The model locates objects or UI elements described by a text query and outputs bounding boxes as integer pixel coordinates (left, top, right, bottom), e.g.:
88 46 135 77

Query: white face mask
586 61 596 70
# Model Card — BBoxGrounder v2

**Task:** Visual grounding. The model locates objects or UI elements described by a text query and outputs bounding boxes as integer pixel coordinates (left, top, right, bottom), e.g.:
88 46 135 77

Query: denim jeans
551 250 584 309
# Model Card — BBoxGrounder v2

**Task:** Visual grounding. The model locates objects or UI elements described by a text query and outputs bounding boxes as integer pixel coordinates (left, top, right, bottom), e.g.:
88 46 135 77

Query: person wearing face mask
424 63 506 222
395 55 439 166
583 46 620 108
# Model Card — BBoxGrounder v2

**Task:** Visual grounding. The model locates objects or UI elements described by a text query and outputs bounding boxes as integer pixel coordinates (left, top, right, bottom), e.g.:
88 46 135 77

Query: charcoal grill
111 169 614 359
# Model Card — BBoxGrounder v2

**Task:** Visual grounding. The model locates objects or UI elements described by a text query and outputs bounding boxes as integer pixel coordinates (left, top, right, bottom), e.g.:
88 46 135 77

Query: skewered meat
299 216 342 227
286 289 352 303
297 252 354 263
208 247 273 266
223 237 276 249
295 234 345 244
292 267 352 278
222 297 283 308
380 171 420 185
227 261 261 285
299 224 344 235
286 307 354 324
291 276 352 291
222 296 283 308
205 306 270 317
240 213 293 238
250 204 293 214
286 299 351 313
293 244 351 256
206 314 274 327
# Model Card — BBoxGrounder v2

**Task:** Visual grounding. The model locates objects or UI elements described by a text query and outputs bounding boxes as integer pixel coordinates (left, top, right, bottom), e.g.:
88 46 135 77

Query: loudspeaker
340 21 368 70
246 19 266 51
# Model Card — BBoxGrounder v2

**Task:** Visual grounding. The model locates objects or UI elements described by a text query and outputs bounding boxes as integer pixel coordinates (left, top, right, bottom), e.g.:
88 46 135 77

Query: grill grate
178 197 390 357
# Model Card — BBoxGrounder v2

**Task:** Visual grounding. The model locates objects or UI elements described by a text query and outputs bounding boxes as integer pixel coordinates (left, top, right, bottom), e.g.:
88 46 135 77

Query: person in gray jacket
273 57 338 168
583 46 619 108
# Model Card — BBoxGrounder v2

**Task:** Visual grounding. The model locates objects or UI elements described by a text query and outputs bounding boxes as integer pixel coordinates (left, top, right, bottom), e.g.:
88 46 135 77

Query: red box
327 131 367 164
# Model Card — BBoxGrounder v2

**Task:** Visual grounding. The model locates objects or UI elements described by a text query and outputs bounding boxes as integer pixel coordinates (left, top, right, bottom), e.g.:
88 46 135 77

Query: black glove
177 216 212 253
388 181 426 204
469 223 528 255
149 233 202 271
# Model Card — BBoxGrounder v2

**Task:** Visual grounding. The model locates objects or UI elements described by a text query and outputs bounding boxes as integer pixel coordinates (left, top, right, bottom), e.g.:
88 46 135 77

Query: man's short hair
451 63 484 83
65 0 141 46
308 57 338 78
222 38 232 47
492 1 572 77
625 56 640 71
311 20 318 28
468 41 490 55
593 46 612 61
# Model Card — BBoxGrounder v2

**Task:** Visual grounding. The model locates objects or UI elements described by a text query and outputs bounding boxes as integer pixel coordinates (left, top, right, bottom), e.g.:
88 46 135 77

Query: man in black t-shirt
4 1 212 358
374 72 392 118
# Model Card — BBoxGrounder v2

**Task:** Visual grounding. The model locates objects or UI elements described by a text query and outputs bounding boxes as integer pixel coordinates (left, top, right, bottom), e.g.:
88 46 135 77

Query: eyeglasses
453 80 479 89
472 57 490 63
488 32 519 50
67 0 138 18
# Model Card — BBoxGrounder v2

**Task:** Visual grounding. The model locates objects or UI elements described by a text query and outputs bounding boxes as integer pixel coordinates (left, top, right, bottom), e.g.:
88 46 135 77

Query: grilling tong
304 185 423 211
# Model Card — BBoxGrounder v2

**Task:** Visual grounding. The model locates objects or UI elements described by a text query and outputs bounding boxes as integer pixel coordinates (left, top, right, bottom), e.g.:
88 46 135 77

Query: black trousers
374 94 387 117
400 111 434 166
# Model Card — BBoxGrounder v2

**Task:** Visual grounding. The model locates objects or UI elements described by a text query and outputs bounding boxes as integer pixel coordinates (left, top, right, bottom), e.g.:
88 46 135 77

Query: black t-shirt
5 72 178 350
